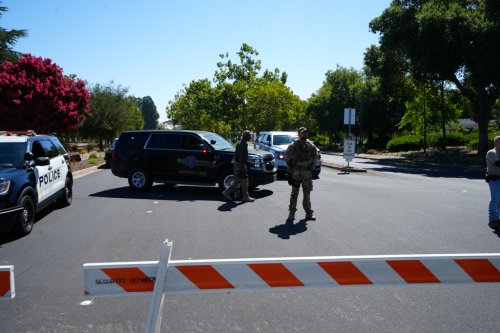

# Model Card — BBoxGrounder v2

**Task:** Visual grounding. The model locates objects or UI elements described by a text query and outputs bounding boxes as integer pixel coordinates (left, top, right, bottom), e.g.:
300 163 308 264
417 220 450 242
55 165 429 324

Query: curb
71 162 366 181
321 162 367 173
73 164 105 180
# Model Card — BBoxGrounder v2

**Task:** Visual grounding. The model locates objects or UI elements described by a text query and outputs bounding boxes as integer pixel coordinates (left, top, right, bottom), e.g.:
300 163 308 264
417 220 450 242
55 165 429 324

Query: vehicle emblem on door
186 155 196 169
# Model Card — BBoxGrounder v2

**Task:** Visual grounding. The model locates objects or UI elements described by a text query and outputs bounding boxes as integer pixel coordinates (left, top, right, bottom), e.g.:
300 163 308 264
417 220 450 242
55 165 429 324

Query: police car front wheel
14 195 35 235
57 177 73 207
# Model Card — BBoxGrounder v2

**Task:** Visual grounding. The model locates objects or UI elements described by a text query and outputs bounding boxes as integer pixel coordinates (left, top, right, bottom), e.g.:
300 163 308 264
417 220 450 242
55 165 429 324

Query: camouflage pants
288 169 313 213
224 163 250 198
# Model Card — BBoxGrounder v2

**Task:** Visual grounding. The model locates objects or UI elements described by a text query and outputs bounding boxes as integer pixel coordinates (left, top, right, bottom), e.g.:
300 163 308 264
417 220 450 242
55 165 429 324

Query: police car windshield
274 135 297 145
0 143 26 167
201 133 233 151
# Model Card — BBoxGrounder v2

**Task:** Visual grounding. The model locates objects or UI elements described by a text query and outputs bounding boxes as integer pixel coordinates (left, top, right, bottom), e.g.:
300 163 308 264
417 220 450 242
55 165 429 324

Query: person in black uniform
222 130 255 202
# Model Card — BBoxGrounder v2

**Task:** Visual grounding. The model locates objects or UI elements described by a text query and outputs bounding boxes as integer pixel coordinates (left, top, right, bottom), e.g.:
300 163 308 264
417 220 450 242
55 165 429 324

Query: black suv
0 131 73 235
111 130 277 191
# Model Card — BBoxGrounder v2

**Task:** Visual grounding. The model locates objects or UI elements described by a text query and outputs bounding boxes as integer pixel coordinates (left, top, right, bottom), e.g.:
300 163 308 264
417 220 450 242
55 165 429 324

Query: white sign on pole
344 108 356 125
343 139 356 162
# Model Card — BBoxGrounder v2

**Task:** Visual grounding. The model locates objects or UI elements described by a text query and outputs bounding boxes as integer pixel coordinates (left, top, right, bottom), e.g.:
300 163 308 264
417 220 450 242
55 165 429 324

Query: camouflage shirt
234 139 249 164
285 139 318 171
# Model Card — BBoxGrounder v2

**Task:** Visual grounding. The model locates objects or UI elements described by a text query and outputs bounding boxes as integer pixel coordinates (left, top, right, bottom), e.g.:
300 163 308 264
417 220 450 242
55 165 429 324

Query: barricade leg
0 265 15 300
145 239 173 333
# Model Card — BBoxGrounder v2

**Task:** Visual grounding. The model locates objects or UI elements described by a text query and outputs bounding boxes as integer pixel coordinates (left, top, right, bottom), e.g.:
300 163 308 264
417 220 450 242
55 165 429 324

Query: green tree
0 2 27 62
168 43 299 135
246 78 305 131
80 83 144 149
400 81 461 139
370 0 500 156
362 44 415 147
307 66 364 143
214 43 292 132
167 79 231 134
137 96 159 129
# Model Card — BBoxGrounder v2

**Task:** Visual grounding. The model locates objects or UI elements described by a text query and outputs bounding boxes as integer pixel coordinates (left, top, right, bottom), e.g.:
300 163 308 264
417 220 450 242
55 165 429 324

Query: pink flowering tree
0 54 90 133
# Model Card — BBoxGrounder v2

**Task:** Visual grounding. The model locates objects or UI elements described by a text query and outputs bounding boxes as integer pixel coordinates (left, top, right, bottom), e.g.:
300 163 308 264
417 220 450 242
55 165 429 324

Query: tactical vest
293 140 314 161
234 140 246 162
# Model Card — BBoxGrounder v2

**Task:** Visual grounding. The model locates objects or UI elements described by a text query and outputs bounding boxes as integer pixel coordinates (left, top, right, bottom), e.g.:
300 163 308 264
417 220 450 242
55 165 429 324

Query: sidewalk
320 148 485 178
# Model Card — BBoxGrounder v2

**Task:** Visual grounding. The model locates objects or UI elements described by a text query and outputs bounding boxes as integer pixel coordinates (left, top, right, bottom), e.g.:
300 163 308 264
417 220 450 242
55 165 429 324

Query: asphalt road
1 161 499 333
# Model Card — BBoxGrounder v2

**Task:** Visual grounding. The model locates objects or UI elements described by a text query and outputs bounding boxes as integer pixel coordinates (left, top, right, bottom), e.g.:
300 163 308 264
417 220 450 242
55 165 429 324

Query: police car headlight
248 156 263 169
0 179 11 195
275 152 285 160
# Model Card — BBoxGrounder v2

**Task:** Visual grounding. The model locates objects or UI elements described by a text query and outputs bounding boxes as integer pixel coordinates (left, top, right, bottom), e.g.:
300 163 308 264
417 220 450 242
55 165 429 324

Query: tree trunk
475 93 491 158
441 80 446 150
99 135 104 151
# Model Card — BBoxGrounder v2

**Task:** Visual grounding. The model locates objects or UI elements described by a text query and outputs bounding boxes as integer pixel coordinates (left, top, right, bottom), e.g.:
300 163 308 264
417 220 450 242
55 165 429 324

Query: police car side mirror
24 152 34 161
35 157 50 166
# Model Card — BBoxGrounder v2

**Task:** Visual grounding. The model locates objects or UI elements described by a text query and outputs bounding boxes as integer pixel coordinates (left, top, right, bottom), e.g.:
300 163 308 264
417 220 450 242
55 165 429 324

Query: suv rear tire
14 194 35 235
128 168 153 191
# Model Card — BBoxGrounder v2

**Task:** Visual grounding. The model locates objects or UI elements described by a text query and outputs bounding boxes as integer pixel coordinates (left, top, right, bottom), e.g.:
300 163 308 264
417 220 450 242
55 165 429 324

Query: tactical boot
305 212 316 221
287 211 295 221
488 220 500 229
222 190 232 201
242 196 255 202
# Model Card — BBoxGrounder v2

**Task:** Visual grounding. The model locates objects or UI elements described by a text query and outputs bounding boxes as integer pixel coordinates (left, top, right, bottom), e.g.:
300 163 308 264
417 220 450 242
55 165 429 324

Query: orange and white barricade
83 240 500 333
0 265 15 300
84 254 500 296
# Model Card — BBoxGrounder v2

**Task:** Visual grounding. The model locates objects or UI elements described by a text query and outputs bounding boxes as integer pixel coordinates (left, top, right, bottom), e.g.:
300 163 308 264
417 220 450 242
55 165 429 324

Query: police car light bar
4 130 36 136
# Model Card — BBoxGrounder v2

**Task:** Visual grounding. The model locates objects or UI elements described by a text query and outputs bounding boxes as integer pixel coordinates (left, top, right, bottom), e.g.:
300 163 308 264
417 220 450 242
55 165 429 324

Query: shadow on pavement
217 189 273 211
0 203 66 246
357 158 485 179
269 219 308 239
89 184 273 202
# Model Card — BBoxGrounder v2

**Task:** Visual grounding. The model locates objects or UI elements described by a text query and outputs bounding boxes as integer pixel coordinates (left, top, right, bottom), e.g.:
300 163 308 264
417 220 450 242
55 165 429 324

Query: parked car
254 131 321 177
111 130 277 191
105 137 118 167
0 130 73 235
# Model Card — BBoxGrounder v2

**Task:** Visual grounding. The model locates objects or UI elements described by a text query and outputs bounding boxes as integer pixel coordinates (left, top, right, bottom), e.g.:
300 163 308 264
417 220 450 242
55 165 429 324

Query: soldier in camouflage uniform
285 127 318 221
222 130 255 202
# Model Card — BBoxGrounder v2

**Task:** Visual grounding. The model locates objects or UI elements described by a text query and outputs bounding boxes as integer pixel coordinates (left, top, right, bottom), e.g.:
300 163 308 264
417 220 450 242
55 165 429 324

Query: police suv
254 131 322 177
0 131 73 235
111 130 277 191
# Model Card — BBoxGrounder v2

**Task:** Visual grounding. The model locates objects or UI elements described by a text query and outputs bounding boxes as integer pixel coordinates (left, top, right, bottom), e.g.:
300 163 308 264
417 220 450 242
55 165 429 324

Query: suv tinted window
274 134 296 145
39 139 59 158
257 133 265 143
32 141 46 158
180 135 204 150
120 132 150 150
146 133 179 149
50 138 67 155
0 142 25 167
200 133 233 150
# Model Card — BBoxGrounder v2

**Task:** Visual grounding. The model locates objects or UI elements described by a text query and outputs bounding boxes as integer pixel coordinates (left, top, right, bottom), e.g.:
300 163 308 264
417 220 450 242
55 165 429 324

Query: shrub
428 132 467 147
89 152 98 159
365 136 390 149
310 134 329 146
79 149 88 154
71 144 78 152
386 135 423 152
467 132 499 150
88 157 98 165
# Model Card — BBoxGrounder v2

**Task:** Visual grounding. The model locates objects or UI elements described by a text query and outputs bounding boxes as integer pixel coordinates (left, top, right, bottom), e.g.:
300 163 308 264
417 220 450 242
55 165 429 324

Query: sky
2 0 391 122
